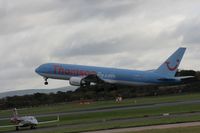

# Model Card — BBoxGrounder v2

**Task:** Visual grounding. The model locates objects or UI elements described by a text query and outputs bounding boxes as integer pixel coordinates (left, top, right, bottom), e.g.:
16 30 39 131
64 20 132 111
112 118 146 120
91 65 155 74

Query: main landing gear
44 77 48 85
30 125 36 129
16 126 19 131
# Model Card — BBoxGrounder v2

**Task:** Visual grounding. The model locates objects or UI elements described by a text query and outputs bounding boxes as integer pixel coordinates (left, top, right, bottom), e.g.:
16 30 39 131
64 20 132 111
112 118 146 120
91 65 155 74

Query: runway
83 121 200 133
1 99 200 120
1 99 200 133
29 99 200 117
3 111 200 133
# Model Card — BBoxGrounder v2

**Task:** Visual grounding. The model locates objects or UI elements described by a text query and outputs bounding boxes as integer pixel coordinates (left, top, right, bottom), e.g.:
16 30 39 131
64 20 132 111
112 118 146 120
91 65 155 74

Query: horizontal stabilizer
175 76 195 80
175 76 197 83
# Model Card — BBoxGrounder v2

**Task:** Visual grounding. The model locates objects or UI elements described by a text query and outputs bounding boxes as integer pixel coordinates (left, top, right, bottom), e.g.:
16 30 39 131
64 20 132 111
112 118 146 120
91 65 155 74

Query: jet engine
69 77 84 86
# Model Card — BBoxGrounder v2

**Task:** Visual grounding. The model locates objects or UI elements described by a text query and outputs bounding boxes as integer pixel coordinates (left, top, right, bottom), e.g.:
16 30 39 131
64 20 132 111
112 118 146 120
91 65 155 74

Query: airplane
0 108 59 131
35 47 194 87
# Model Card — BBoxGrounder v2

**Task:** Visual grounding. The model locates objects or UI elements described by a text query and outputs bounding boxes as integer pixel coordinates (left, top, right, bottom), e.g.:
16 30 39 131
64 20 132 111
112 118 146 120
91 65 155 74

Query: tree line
0 70 200 109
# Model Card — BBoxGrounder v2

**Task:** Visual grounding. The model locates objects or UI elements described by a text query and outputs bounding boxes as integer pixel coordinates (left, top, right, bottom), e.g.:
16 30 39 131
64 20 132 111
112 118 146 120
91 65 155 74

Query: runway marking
83 121 200 133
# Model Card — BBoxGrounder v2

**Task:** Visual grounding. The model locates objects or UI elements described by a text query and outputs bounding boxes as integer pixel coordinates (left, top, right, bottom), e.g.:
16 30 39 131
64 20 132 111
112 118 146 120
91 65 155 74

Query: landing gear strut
44 77 48 85
30 125 36 129
16 126 19 131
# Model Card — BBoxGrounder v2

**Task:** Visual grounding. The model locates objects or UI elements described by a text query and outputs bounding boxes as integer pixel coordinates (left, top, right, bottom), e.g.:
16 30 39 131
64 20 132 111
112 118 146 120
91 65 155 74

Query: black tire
44 81 48 85
16 126 19 131
30 125 36 129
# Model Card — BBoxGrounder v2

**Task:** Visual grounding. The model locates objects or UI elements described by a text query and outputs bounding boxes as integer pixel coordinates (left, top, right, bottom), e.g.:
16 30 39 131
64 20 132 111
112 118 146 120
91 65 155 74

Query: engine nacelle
69 77 84 86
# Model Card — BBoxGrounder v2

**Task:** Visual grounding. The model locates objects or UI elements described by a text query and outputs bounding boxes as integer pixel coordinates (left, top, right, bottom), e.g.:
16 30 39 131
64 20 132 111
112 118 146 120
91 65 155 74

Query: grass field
1 92 200 117
128 126 200 133
1 93 200 132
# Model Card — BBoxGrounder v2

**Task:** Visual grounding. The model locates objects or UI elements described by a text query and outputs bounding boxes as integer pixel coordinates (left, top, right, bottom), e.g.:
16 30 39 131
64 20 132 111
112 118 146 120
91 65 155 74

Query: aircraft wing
38 116 59 125
0 124 22 128
82 74 105 84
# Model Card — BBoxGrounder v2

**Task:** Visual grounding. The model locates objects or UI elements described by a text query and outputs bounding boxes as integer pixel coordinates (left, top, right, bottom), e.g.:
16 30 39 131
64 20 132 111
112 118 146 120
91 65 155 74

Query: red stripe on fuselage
54 65 96 76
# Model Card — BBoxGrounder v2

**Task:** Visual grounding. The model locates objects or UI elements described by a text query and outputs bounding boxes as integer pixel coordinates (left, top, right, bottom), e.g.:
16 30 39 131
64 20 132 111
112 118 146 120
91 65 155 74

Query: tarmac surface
83 121 200 133
4 115 200 133
1 99 200 133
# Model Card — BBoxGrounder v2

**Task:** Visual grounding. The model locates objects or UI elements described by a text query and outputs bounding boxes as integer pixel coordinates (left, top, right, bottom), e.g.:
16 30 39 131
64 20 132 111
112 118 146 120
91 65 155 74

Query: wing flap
83 74 104 84
38 116 59 125
0 124 19 128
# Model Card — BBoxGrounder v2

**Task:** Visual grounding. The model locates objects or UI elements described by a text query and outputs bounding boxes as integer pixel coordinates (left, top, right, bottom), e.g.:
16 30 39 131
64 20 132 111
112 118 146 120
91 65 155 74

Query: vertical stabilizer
13 108 18 118
154 47 186 77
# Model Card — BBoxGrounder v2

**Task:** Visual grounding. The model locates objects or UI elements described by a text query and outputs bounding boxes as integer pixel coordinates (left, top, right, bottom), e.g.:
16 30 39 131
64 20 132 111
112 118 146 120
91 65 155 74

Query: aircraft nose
35 66 41 74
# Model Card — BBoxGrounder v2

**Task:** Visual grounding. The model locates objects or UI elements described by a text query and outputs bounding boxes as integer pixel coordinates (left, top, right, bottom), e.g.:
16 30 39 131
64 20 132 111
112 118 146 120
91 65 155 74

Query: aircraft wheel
86 82 91 86
44 81 48 85
16 126 19 131
44 77 48 85
30 125 36 129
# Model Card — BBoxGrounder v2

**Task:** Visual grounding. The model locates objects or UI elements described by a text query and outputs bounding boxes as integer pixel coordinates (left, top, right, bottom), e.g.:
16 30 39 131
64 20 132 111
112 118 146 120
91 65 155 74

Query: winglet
57 115 60 121
13 108 18 118
154 47 186 77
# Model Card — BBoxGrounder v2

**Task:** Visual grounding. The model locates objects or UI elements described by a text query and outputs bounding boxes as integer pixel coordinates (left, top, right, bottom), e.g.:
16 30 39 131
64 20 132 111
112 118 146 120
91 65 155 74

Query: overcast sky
0 0 200 92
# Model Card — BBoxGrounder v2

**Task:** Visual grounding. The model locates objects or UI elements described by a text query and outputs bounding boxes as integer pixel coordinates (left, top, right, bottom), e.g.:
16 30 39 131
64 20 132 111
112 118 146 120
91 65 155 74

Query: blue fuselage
35 63 180 86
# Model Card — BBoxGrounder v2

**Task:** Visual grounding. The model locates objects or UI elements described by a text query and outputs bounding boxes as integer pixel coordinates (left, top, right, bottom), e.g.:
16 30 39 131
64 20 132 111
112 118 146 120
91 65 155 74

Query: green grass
1 93 200 132
52 103 200 125
1 103 200 132
127 126 200 133
1 92 200 117
8 115 200 133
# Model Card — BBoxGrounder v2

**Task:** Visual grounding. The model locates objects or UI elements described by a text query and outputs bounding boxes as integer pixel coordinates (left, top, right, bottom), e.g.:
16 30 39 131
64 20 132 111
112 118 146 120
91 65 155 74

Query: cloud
0 0 200 92
173 17 200 45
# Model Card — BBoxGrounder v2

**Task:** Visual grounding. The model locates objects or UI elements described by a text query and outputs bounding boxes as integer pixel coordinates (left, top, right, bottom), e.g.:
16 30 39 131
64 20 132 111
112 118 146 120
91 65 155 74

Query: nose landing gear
44 77 48 85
